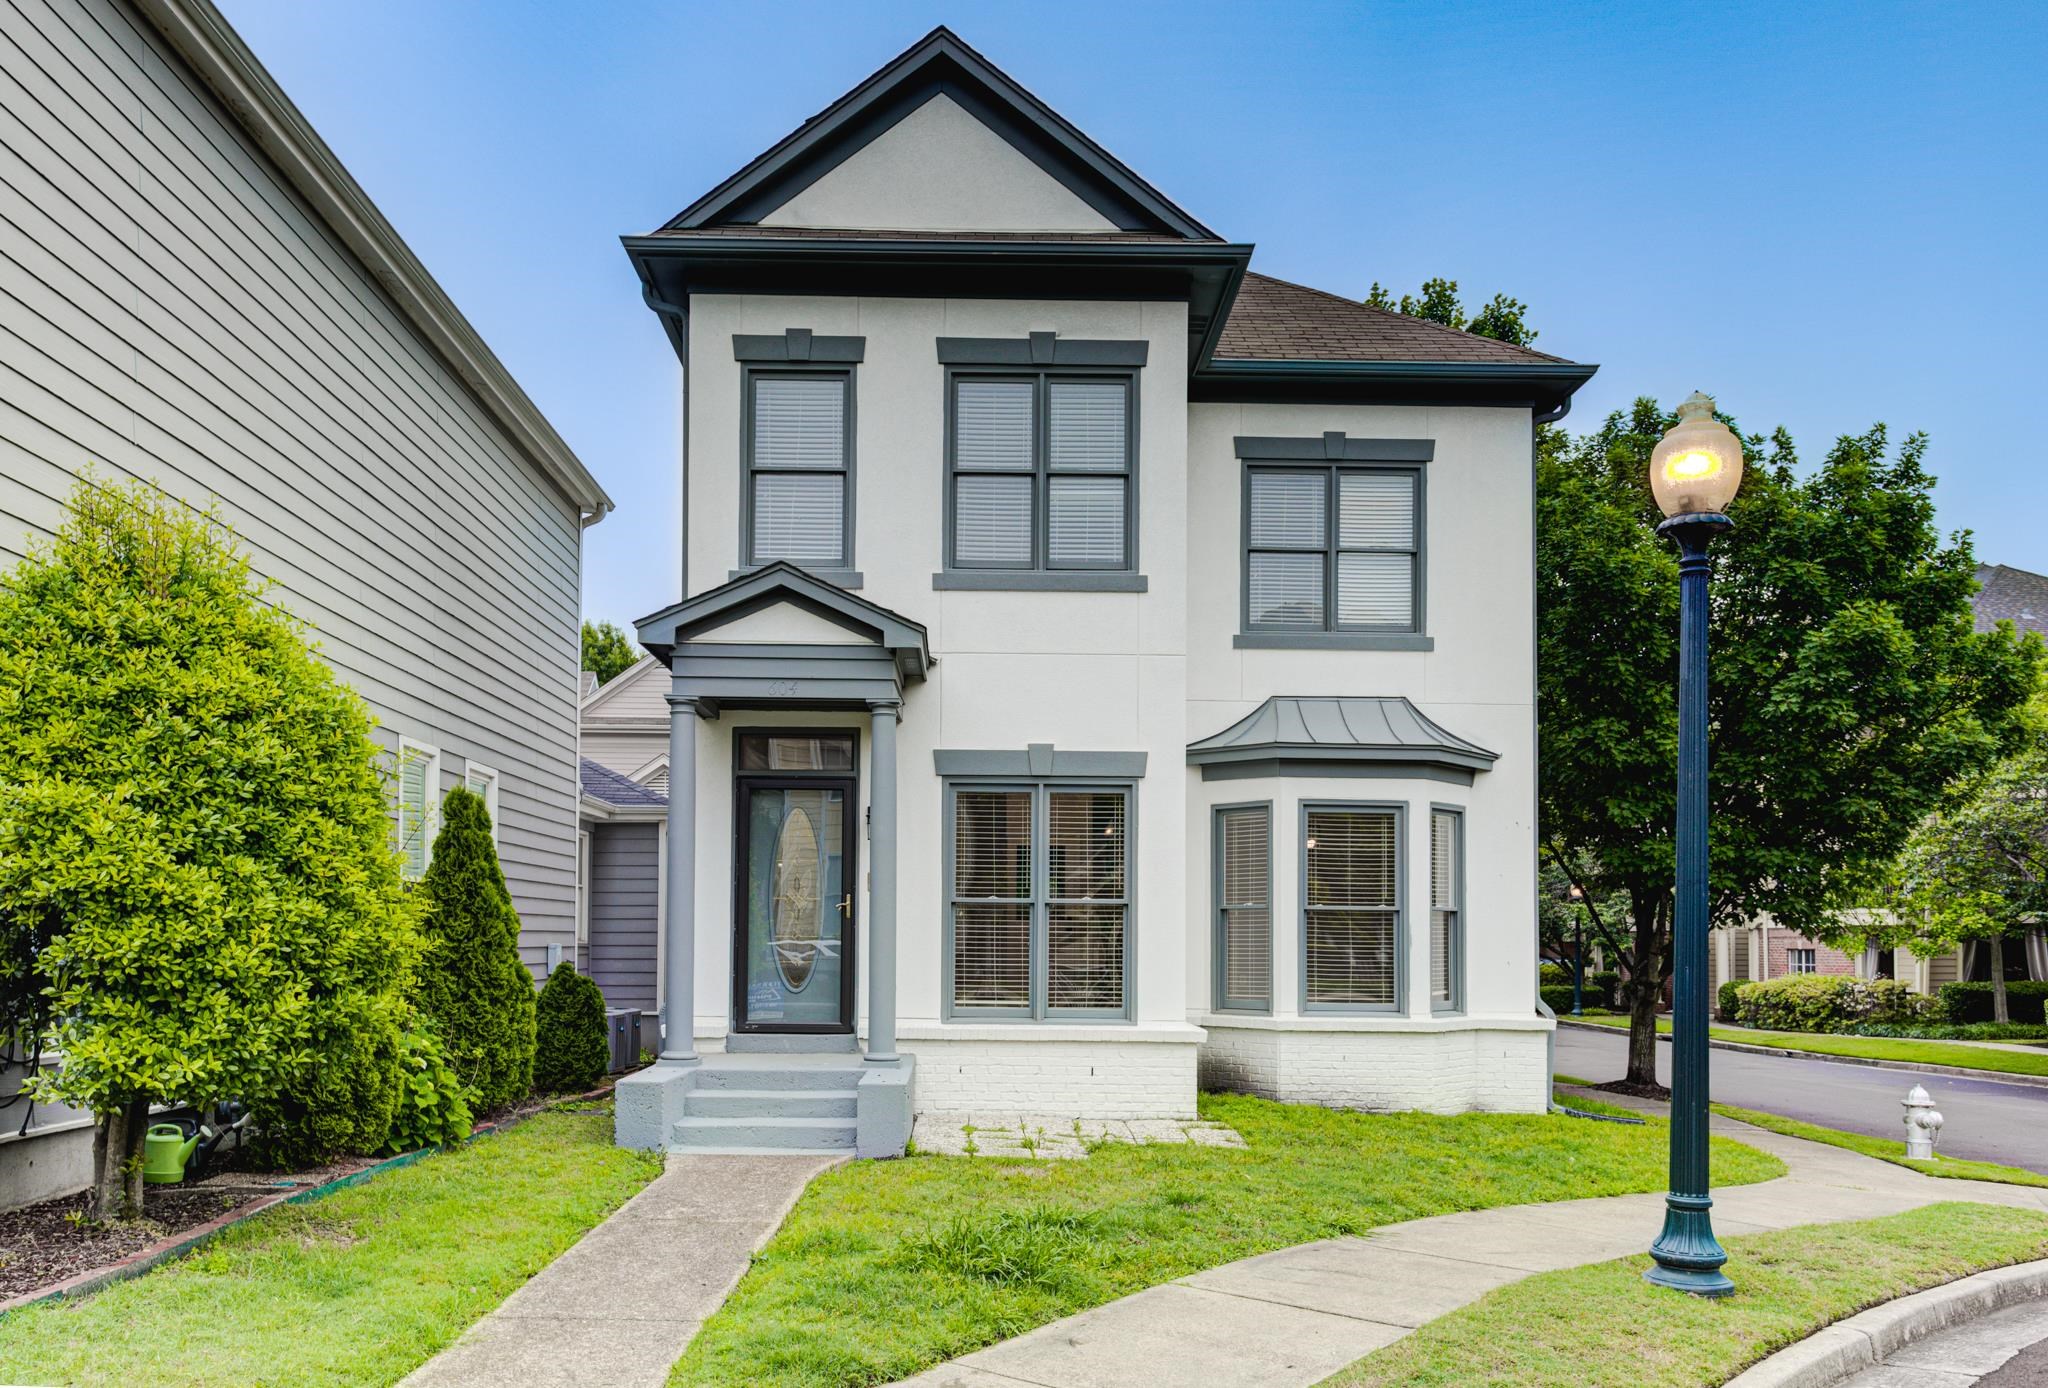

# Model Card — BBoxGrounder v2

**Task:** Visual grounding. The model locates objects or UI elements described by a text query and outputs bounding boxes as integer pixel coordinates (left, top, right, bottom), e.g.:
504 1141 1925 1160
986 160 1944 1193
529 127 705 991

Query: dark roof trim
634 560 930 677
934 746 1147 778
1193 358 1598 414
733 329 866 363
1236 434 1434 463
665 27 1218 241
937 334 1148 367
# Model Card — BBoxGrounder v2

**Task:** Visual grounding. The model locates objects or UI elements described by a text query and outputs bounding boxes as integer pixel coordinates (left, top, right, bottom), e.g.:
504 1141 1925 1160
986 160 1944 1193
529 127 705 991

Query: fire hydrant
1902 1084 1945 1159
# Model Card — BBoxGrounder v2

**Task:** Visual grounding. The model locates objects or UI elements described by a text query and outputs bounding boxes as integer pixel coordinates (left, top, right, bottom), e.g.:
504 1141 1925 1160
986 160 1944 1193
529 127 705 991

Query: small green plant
897 1205 1093 1288
383 1025 474 1154
532 965 609 1093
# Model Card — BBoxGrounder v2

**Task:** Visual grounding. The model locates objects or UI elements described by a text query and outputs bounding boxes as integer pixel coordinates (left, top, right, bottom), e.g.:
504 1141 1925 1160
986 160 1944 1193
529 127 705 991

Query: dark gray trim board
1234 632 1433 652
1193 359 1598 414
933 571 1147 592
1198 758 1478 786
938 334 1149 367
934 746 1148 778
733 329 867 362
1235 434 1434 463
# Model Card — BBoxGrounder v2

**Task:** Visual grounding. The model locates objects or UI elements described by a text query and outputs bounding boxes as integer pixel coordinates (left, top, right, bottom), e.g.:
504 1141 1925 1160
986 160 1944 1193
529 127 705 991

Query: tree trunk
1992 957 2010 1024
88 1094 147 1222
1623 896 1670 1090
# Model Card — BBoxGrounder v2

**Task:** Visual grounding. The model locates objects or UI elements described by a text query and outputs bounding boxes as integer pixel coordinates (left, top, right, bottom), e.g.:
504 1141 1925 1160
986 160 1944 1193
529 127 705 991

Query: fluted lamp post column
1645 391 1744 1298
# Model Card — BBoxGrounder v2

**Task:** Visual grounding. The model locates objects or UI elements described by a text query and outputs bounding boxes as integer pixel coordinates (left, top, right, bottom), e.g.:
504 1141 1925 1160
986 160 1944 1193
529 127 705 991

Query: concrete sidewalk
889 1101 2048 1388
402 1152 838 1388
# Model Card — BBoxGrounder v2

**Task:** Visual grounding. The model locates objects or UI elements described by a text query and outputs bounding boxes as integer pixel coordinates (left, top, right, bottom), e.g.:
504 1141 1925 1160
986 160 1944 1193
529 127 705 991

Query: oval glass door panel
743 786 848 1027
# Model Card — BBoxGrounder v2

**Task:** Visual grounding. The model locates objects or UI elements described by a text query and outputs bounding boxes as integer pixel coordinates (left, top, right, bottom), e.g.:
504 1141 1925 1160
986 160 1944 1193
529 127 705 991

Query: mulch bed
1595 1078 1673 1101
0 1185 268 1302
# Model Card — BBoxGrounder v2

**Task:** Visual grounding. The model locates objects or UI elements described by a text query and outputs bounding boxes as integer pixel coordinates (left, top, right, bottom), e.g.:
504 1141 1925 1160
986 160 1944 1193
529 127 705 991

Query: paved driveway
1554 1023 2048 1175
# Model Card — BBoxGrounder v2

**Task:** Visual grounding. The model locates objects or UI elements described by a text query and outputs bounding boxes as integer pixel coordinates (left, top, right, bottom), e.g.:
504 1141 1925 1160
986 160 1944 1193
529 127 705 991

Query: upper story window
746 370 851 569
1235 434 1435 651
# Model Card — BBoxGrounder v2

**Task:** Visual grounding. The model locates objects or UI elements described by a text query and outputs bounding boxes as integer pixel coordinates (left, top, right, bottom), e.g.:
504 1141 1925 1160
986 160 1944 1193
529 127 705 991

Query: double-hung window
1430 808 1463 1012
1246 464 1420 633
1302 803 1403 1011
1213 804 1273 1012
396 739 440 881
949 373 1134 573
465 762 500 843
745 369 852 570
948 781 1132 1019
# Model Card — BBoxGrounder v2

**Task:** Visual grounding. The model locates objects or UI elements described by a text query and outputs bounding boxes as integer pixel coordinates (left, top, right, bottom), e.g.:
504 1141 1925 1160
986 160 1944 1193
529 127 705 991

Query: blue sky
217 0 2048 629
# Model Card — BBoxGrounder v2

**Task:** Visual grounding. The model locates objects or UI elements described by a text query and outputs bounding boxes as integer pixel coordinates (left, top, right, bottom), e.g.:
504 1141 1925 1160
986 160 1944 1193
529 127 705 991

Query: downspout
642 285 691 600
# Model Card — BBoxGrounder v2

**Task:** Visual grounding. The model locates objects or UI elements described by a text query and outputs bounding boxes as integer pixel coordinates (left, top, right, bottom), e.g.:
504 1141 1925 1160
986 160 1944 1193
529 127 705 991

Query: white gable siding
759 93 1120 234
0 0 584 970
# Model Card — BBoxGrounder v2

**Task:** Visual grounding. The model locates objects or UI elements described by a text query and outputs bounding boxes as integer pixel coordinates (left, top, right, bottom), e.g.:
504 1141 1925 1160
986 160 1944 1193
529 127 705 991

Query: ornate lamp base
1646 1194 1735 1298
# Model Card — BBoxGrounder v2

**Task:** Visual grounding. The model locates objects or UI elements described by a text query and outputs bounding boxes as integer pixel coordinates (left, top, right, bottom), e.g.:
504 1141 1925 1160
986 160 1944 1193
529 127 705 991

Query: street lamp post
1645 391 1744 1299
1568 884 1585 1016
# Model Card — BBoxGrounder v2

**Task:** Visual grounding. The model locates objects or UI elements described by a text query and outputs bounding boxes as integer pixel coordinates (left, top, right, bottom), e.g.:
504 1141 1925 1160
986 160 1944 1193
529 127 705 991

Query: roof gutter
1192 358 1598 412
137 0 612 523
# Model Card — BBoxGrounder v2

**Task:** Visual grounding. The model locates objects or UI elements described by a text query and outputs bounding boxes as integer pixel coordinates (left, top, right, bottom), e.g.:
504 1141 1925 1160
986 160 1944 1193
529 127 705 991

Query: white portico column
660 694 700 1066
866 699 900 1063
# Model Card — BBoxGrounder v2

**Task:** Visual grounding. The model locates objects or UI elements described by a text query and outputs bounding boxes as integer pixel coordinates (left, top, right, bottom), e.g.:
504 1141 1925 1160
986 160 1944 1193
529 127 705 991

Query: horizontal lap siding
588 823 659 1013
0 0 582 966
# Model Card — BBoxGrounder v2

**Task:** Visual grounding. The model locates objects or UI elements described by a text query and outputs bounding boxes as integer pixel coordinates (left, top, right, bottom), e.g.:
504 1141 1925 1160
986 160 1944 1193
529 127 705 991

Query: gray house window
1213 803 1272 1012
1245 464 1421 634
1430 807 1463 1013
947 372 1135 575
745 369 852 569
947 780 1133 1019
1302 802 1404 1012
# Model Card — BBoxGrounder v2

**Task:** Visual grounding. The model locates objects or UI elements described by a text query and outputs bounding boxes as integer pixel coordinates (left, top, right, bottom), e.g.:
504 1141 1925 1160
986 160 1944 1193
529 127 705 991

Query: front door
734 776 856 1032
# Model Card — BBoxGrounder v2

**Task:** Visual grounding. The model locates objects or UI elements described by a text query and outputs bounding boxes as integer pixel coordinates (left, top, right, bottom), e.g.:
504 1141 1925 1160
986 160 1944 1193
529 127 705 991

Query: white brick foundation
901 1026 1202 1119
1198 1018 1551 1114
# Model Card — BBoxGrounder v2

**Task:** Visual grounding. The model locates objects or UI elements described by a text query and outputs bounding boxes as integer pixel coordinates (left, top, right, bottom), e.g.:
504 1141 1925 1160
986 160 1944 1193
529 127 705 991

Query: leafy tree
416 787 535 1110
1540 401 2039 1085
0 479 417 1218
1884 717 2048 1022
1361 279 1538 347
533 965 609 1093
581 620 639 686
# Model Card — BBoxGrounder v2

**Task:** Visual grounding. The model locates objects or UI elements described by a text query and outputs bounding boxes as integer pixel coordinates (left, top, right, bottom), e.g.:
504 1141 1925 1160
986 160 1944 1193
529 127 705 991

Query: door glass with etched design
742 785 848 1026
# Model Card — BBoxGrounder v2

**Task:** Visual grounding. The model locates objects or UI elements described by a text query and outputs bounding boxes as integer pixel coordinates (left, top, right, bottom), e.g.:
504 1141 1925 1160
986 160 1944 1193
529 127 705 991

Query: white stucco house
609 28 1595 1157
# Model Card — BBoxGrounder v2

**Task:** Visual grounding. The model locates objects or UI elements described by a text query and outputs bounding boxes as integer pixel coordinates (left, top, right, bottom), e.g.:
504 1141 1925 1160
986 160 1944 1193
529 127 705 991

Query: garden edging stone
1554 1018 2048 1089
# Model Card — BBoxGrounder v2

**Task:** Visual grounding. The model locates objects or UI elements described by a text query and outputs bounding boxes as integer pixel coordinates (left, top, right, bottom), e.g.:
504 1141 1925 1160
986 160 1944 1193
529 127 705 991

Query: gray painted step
673 1115 857 1151
694 1065 864 1093
687 1088 857 1119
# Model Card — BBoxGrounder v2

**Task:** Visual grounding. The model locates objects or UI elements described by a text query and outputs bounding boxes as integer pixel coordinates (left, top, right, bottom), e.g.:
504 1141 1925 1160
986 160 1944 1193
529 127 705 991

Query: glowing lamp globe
1649 392 1743 519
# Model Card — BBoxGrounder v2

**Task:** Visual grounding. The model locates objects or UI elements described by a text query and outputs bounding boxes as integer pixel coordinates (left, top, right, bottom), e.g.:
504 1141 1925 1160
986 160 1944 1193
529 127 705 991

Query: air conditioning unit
605 1008 642 1074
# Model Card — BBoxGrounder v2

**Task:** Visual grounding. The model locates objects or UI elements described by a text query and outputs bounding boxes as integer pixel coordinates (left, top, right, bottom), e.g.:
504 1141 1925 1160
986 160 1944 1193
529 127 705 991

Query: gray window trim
1211 800 1274 1014
937 333 1150 367
935 746 1148 778
941 776 1138 1023
939 364 1143 583
1299 799 1407 1016
742 363 856 573
1429 802 1465 1016
732 328 867 363
1234 433 1435 464
1241 455 1427 641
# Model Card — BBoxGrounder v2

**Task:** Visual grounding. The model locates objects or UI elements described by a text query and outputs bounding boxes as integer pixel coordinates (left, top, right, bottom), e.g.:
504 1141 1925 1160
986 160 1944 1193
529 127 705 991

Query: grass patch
1327 1202 2048 1386
672 1091 1784 1388
0 1105 662 1386
1712 1103 2048 1188
1563 1012 2048 1077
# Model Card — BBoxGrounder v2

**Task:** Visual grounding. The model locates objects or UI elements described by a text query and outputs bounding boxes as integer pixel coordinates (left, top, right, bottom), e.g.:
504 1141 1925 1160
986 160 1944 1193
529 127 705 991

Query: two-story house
610 28 1594 1157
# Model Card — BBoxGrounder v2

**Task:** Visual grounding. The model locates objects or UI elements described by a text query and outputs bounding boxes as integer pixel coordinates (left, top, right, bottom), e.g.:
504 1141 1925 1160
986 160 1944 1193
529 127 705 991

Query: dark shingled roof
1975 564 2048 637
580 757 666 810
1214 271 1574 366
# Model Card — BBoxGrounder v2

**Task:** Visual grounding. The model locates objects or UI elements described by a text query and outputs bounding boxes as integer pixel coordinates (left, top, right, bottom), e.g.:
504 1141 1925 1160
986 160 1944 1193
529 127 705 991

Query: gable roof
633 562 931 677
1975 564 2048 637
1187 696 1499 780
1216 273 1571 365
666 26 1216 241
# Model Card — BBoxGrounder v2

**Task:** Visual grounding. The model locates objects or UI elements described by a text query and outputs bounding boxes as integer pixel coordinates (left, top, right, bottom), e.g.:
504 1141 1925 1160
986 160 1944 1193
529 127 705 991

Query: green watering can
143 1123 201 1184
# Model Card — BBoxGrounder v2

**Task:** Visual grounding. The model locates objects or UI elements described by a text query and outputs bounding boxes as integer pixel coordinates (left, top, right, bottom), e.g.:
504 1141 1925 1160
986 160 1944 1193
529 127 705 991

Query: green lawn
0 1105 661 1387
1564 1012 2048 1077
1712 1102 2048 1188
1327 1202 2048 1387
673 1091 1784 1388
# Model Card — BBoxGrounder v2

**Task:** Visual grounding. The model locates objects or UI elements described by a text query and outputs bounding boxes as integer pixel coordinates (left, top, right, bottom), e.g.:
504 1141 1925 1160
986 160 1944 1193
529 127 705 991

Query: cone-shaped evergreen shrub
533 965 610 1093
417 787 535 1110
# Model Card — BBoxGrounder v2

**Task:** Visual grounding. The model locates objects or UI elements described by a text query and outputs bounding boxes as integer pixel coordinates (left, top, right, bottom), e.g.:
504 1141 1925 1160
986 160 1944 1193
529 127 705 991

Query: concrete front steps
671 1053 868 1155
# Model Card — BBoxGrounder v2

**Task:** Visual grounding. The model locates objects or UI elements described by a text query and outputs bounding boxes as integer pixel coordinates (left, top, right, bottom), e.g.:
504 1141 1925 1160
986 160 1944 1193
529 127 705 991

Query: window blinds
952 376 1129 570
1431 810 1460 1008
1246 467 1418 631
1304 807 1398 1007
750 375 847 565
1047 789 1125 1010
1217 806 1272 1008
952 790 1031 1008
397 745 435 879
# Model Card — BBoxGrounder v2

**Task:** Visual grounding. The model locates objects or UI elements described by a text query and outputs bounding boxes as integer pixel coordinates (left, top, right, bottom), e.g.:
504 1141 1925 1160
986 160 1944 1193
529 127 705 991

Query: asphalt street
1554 1023 2048 1174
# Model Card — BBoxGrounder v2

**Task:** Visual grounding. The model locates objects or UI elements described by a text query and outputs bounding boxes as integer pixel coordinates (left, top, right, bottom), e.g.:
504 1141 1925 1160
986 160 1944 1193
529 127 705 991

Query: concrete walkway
402 1152 838 1388
889 1100 2048 1388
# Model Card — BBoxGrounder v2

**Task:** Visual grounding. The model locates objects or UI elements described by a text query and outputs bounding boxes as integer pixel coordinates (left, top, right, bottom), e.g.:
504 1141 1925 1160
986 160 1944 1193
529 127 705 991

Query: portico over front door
732 731 857 1033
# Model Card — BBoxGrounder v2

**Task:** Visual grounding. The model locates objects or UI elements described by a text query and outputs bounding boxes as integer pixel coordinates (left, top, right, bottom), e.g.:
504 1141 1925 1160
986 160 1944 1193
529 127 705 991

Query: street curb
1555 1019 2048 1090
1722 1257 2048 1388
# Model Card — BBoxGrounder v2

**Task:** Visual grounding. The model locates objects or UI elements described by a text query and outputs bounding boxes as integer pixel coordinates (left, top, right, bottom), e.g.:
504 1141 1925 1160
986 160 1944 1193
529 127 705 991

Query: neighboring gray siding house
0 0 608 1203
1974 563 2048 639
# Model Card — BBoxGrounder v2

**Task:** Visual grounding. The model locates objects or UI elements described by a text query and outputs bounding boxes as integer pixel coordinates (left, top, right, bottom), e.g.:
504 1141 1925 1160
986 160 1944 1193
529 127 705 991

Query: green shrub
418 787 536 1111
1846 1020 2048 1042
533 966 610 1094
1539 984 1573 1013
1938 981 2048 1026
1734 975 1933 1032
254 999 405 1168
1718 979 1747 1022
897 1205 1093 1289
1539 963 1570 986
384 1024 473 1154
1587 970 1621 1007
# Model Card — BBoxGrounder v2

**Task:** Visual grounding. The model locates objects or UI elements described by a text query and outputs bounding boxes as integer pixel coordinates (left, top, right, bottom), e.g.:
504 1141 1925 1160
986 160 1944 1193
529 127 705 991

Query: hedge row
1723 975 1934 1032
1938 981 2048 1026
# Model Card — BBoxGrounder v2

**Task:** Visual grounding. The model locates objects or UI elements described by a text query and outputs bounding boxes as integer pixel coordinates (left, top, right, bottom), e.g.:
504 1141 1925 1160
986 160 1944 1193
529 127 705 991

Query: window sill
933 571 1149 593
1234 631 1434 652
731 566 862 590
